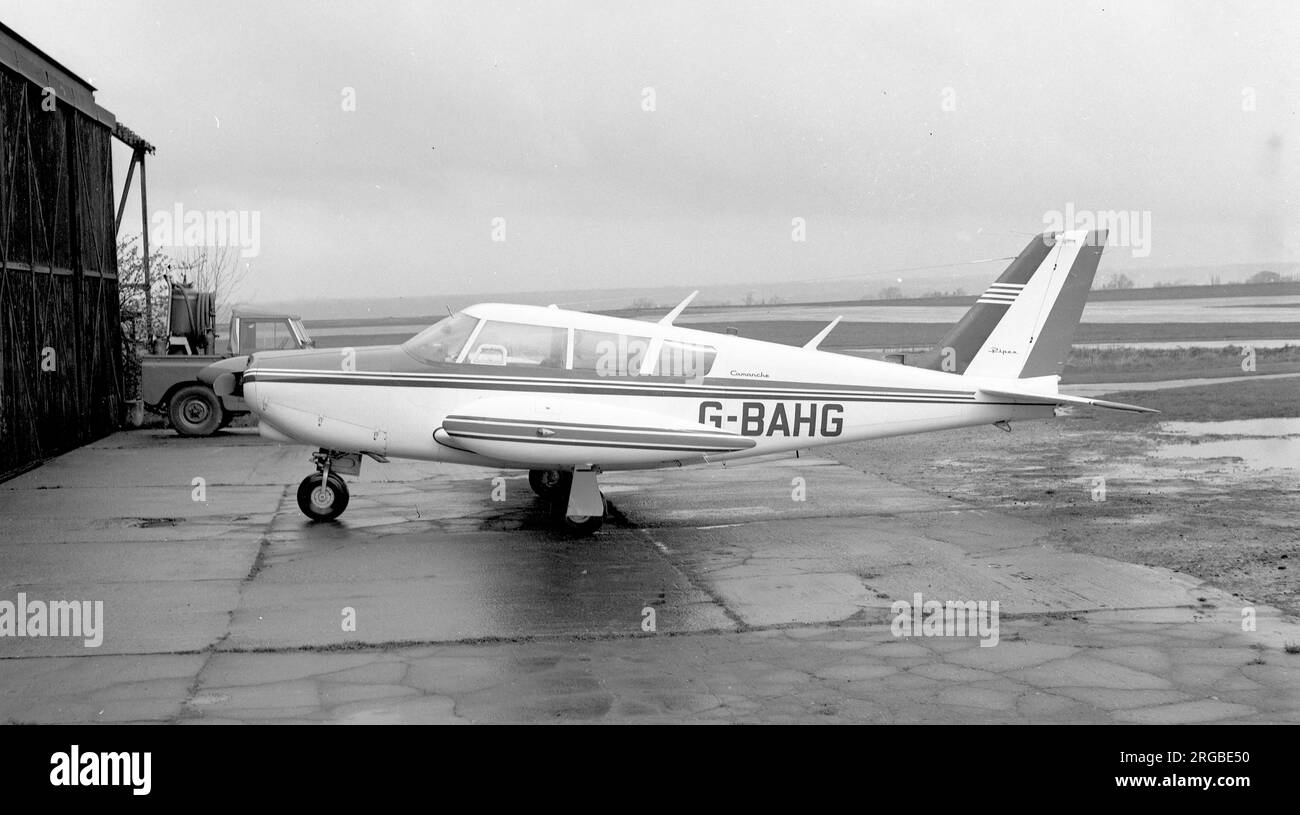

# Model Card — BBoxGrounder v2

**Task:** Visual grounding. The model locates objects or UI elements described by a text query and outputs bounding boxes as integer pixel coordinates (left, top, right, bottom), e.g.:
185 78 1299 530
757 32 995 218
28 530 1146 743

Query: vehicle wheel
528 468 565 497
556 491 606 536
296 473 350 521
169 385 222 436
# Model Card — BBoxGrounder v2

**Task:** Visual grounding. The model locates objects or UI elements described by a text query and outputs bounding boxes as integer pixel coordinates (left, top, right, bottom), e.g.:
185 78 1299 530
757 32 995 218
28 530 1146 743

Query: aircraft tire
297 472 350 521
556 491 606 536
528 468 565 497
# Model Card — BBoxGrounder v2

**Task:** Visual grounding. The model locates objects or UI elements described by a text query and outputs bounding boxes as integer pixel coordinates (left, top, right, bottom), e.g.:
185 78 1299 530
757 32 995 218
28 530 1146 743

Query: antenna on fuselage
659 291 699 326
803 316 843 350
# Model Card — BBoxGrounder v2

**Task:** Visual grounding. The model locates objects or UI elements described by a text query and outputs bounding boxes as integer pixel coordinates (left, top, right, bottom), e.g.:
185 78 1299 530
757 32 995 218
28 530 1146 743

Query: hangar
0 23 152 479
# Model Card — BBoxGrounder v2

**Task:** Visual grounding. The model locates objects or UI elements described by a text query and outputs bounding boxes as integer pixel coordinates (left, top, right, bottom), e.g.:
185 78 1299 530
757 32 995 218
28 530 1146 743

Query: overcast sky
3 0 1296 302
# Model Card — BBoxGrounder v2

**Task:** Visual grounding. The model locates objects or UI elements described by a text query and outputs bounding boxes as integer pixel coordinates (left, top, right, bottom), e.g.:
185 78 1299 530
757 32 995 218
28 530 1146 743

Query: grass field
1080 376 1300 422
1061 345 1300 383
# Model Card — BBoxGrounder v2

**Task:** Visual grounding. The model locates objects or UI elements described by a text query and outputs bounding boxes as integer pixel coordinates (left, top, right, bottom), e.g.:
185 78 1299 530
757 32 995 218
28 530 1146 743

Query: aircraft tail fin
910 233 1059 374
912 229 1108 379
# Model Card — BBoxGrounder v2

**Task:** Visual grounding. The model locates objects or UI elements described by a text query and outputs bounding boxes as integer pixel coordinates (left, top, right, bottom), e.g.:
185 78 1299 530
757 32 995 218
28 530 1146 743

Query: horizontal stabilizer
803 316 843 350
979 387 1159 414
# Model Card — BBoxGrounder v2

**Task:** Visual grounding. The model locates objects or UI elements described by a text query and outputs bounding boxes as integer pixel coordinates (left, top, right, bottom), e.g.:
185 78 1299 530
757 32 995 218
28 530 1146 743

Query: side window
243 320 295 352
572 330 651 376
655 340 716 378
468 321 567 368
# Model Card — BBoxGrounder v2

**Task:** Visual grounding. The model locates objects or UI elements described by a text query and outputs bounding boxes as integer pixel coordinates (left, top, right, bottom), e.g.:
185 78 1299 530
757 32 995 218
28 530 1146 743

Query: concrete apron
0 428 1296 723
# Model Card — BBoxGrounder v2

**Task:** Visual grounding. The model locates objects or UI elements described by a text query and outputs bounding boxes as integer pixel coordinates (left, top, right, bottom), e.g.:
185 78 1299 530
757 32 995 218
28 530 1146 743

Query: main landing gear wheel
297 472 350 521
554 491 607 535
548 469 607 535
528 468 564 497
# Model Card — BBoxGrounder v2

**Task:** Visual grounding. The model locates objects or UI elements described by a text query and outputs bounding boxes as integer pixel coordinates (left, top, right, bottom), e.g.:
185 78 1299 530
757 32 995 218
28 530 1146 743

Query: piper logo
50 746 151 796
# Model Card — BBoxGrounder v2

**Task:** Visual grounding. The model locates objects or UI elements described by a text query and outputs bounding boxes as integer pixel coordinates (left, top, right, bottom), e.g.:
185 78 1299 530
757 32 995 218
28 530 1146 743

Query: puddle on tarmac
1152 417 1300 471
1159 418 1300 437
1153 439 1298 470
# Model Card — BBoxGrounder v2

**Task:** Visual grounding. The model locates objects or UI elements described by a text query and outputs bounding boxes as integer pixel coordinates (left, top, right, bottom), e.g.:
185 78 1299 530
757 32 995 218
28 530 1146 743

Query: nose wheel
296 450 351 521
297 472 349 521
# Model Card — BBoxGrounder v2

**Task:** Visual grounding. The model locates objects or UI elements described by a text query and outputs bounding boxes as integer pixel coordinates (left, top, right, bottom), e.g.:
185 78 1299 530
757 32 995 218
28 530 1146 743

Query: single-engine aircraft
201 228 1154 534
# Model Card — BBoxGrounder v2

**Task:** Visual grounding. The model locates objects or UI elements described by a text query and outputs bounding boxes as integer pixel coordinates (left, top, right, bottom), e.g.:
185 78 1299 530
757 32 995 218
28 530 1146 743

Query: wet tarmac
1 428 1298 723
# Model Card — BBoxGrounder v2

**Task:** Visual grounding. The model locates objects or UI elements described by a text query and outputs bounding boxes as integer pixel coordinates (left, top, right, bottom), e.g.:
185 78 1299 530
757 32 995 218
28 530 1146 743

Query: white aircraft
202 228 1154 533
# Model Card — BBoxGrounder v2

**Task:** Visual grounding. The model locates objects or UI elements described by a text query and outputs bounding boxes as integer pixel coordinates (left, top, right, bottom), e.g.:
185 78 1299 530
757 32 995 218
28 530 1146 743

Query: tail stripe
976 282 1025 305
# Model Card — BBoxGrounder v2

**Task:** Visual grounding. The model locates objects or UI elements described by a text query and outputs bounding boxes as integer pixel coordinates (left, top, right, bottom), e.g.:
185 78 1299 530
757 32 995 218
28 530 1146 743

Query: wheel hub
183 400 210 423
310 485 334 508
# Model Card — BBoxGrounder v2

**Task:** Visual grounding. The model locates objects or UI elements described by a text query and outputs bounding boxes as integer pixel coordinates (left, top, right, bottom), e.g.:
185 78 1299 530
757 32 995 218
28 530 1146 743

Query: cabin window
655 340 717 378
572 330 651 376
467 321 567 367
402 312 478 364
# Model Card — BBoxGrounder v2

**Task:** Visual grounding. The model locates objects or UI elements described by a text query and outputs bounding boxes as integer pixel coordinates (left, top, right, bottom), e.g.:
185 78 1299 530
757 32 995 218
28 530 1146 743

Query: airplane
201 228 1155 534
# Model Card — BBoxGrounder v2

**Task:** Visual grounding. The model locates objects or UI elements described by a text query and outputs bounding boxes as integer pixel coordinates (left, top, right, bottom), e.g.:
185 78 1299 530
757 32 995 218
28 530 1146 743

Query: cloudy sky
3 0 1296 303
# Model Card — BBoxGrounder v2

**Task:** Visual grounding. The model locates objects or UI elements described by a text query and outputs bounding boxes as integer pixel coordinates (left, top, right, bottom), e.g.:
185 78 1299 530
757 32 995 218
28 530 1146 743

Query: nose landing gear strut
296 449 351 521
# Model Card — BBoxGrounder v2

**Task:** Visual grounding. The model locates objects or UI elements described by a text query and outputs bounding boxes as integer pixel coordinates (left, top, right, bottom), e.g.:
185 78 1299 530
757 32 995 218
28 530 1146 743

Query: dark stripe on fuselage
244 371 980 404
444 414 746 437
444 432 745 453
247 368 976 396
442 418 756 450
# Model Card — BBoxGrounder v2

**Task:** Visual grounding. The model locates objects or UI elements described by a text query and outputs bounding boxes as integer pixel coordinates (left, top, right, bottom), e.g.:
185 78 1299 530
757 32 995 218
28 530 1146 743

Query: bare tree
165 244 250 324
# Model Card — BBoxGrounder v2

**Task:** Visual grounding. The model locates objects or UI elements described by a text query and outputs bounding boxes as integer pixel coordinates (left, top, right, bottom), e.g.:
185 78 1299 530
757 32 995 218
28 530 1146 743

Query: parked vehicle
140 284 313 436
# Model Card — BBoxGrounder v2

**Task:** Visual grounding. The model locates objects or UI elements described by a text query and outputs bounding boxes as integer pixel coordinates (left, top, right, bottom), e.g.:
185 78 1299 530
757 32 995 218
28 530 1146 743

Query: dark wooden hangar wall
0 64 121 480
